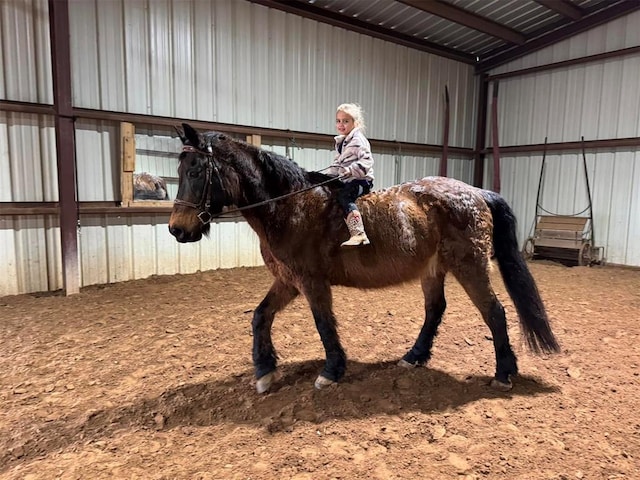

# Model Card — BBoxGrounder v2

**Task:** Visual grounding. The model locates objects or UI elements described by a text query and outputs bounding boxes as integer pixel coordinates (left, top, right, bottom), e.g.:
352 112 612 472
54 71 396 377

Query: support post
120 122 136 207
49 0 79 295
491 80 501 193
439 85 450 177
473 74 489 188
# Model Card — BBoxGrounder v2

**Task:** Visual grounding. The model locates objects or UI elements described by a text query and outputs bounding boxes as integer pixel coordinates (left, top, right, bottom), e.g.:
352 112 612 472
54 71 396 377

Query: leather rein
174 144 340 225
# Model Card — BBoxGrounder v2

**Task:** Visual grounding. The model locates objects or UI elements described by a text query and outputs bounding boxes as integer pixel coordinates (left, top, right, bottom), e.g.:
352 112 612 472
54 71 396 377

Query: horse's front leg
302 279 347 389
253 279 299 393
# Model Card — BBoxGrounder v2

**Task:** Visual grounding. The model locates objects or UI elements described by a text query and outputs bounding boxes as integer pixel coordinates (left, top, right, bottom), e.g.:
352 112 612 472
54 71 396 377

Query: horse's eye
188 169 201 179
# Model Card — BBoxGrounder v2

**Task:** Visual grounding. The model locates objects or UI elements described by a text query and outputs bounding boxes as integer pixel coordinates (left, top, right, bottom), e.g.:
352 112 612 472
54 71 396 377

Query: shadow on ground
1 359 559 471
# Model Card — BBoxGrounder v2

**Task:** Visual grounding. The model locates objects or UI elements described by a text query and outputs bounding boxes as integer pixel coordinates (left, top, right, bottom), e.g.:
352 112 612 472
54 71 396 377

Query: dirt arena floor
1 261 639 479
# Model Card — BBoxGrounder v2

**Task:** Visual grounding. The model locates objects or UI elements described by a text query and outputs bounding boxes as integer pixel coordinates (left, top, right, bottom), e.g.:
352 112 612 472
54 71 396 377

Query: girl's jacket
327 127 375 182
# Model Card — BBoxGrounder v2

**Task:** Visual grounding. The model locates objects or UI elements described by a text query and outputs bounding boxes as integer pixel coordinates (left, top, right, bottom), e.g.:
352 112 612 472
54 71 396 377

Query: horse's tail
481 190 560 354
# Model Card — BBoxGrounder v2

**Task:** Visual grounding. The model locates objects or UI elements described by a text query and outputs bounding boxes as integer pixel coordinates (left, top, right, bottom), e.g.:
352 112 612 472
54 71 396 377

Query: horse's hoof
314 375 335 389
398 359 417 369
256 370 280 394
490 378 513 391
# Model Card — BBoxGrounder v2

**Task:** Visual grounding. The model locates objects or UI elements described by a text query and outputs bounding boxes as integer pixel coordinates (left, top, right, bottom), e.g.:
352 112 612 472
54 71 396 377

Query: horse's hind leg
399 272 446 368
453 265 518 390
253 279 299 393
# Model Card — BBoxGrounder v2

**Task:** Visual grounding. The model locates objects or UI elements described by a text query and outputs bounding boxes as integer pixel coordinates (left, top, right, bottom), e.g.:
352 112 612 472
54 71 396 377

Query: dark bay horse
169 123 560 393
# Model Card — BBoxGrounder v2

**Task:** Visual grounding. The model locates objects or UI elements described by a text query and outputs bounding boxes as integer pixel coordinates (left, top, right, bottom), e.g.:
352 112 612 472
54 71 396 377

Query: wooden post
246 134 261 147
121 122 135 207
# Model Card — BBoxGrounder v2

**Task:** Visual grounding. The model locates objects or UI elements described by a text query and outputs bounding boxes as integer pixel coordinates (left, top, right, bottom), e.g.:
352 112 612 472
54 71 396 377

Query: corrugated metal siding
68 0 477 147
486 11 640 266
0 112 58 202
0 0 52 103
492 57 640 146
2 0 478 295
78 214 263 288
495 150 640 266
0 110 61 296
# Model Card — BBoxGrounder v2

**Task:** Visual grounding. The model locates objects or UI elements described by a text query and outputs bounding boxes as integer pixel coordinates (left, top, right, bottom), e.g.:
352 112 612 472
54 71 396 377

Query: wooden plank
121 122 136 172
246 134 262 147
120 122 135 207
536 229 584 240
536 223 584 233
537 215 588 228
121 171 133 207
534 238 582 249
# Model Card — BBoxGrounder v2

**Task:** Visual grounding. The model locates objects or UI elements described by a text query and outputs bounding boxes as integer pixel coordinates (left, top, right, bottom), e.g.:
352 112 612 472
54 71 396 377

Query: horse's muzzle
169 225 202 243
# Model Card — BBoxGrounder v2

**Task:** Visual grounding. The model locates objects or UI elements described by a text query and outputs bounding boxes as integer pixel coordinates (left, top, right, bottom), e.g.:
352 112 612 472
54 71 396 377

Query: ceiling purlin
248 0 477 64
397 0 526 45
477 0 640 72
533 0 584 20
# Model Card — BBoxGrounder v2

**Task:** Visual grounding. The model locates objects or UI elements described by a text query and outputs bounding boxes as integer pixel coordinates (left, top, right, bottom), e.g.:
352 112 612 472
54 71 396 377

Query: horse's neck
237 148 307 204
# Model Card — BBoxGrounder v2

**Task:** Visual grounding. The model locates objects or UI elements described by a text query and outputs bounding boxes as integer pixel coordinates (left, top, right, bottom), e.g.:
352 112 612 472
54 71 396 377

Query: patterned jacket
327 127 375 182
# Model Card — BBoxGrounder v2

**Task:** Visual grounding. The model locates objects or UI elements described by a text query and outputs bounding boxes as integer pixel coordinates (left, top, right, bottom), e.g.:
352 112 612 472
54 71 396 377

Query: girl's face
336 111 355 136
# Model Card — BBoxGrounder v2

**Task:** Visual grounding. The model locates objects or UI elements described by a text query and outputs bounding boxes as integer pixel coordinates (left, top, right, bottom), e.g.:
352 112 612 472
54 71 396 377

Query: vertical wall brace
49 0 79 295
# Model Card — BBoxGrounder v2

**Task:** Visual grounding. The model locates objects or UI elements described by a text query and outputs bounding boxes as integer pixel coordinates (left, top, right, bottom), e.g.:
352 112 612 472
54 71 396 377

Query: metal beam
477 0 640 72
398 0 526 44
73 107 475 156
534 0 583 20
247 0 476 64
49 0 80 295
482 137 640 155
473 74 489 188
0 99 55 115
487 45 640 81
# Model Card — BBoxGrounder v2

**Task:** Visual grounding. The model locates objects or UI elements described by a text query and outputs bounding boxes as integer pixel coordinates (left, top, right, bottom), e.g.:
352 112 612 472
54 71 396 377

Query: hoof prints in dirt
1 361 556 471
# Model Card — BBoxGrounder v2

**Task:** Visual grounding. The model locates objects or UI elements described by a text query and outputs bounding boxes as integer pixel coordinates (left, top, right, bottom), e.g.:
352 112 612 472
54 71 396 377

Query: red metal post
439 85 450 177
491 80 501 193
49 0 80 295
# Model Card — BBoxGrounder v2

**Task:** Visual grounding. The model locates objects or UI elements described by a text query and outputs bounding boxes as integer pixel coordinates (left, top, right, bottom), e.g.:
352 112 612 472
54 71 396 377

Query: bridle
173 144 223 225
174 143 344 225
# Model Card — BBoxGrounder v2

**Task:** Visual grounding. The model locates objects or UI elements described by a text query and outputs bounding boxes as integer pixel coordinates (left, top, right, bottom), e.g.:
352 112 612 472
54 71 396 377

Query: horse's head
169 123 231 243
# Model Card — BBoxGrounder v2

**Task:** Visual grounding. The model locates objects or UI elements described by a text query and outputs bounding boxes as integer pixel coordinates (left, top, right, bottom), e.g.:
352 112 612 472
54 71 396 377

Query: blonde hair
336 103 366 131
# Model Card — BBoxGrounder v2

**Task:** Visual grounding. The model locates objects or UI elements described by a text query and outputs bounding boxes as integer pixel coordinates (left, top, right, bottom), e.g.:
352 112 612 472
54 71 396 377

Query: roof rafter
247 0 476 64
477 0 640 71
397 0 526 44
534 0 583 20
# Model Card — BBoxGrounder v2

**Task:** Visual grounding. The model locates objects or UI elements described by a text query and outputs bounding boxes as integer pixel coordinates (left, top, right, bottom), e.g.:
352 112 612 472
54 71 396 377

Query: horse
169 123 560 394
134 172 170 200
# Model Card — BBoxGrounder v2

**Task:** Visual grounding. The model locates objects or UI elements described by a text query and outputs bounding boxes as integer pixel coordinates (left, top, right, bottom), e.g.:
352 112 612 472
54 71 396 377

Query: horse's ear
174 125 187 144
182 123 201 147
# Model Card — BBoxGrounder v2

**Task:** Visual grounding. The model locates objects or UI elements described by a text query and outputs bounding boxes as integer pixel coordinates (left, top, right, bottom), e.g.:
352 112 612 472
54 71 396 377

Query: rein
175 144 341 224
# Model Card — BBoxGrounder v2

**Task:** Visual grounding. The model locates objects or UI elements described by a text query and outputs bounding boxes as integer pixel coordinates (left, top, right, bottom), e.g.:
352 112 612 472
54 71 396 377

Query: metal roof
248 0 640 71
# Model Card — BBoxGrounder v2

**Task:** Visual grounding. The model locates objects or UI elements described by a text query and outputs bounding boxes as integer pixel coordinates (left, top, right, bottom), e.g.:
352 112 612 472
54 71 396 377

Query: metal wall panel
68 0 477 147
492 56 640 146
0 112 58 202
495 150 640 267
484 11 640 267
78 214 263 288
0 0 52 103
2 0 479 295
0 216 61 296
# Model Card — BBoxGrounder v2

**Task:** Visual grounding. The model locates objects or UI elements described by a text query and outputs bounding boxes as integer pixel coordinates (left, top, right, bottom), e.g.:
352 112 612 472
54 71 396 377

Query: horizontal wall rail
1 100 475 157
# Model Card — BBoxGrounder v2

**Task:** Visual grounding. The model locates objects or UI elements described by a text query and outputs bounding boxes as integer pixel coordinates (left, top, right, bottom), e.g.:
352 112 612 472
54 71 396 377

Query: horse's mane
203 132 338 200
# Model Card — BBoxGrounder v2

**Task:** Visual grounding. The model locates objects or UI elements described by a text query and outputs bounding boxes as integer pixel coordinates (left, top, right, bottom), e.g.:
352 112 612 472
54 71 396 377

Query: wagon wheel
522 237 535 260
579 242 592 266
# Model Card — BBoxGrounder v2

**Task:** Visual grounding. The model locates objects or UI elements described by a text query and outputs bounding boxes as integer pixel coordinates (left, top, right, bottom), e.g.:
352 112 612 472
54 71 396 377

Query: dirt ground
1 261 639 479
